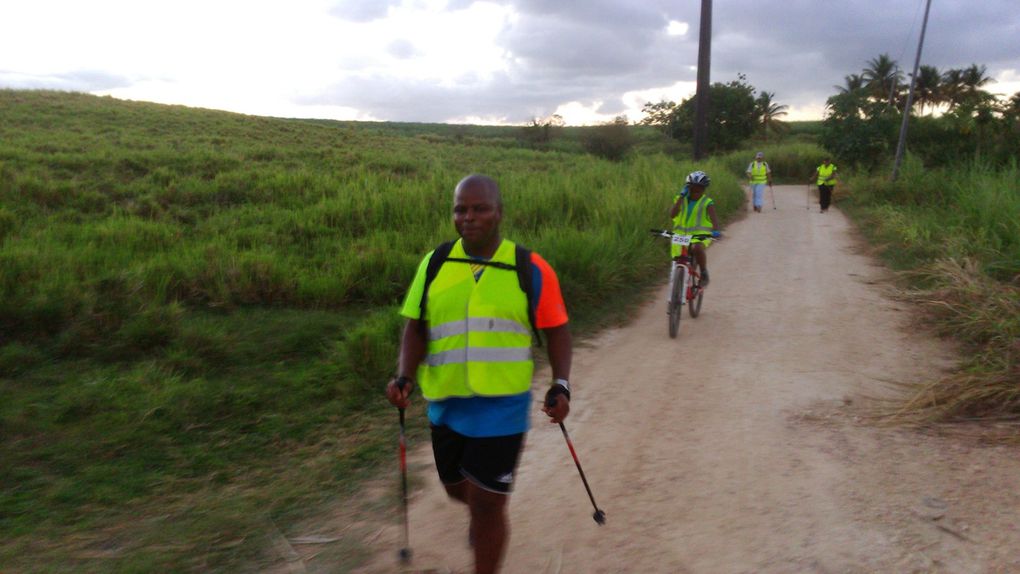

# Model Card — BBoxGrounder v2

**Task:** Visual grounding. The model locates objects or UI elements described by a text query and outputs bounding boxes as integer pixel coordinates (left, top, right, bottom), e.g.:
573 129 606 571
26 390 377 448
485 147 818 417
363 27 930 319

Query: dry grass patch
881 258 1020 429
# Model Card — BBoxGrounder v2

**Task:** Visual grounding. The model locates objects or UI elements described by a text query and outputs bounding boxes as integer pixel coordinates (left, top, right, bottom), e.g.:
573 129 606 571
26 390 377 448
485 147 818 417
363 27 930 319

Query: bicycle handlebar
649 229 718 240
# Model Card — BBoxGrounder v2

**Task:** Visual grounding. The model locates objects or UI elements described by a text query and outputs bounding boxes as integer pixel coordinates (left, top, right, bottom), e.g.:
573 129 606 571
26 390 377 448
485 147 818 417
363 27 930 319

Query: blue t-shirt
427 393 533 438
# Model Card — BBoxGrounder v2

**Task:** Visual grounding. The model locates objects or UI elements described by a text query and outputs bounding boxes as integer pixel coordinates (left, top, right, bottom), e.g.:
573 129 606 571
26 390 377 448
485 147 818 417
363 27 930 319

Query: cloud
0 69 130 92
329 0 400 22
1 0 1017 124
306 0 699 123
387 39 419 59
298 0 1020 123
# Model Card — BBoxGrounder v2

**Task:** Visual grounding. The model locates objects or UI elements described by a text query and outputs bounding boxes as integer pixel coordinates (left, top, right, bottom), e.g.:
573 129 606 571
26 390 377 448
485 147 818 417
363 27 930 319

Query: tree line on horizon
834 55 1006 116
824 53 1020 168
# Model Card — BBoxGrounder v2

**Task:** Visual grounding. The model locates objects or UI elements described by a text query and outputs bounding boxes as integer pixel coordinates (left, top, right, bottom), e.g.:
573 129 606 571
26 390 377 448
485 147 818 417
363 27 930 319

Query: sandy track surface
348 186 1020 574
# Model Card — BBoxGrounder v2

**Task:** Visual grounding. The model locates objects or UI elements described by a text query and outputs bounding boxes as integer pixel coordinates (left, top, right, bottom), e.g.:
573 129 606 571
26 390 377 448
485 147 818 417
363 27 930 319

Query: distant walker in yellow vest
386 174 573 574
810 157 838 213
745 151 773 213
670 170 721 286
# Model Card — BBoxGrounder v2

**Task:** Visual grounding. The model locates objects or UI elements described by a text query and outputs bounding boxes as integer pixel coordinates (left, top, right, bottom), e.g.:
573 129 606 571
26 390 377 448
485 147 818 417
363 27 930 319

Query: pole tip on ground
593 509 607 525
399 547 413 563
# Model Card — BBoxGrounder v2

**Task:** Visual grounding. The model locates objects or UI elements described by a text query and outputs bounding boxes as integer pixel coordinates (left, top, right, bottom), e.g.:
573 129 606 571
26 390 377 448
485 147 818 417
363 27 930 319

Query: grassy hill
0 90 745 572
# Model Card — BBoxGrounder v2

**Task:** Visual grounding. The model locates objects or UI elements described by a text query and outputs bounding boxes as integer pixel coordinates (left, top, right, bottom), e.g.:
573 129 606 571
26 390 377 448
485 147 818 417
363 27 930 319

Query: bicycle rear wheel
668 266 684 338
688 277 704 318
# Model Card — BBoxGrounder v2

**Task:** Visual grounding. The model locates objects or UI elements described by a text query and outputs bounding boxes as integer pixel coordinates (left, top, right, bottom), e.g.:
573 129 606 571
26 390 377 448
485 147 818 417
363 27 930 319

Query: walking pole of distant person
386 174 578 574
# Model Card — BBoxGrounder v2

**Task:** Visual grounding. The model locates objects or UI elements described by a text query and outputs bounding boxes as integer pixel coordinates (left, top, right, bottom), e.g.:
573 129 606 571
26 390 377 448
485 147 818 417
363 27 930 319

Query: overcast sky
2 0 1018 125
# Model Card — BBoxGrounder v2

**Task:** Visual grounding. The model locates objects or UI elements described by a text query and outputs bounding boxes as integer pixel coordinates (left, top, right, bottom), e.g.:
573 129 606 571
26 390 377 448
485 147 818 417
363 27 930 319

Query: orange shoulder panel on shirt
530 252 568 329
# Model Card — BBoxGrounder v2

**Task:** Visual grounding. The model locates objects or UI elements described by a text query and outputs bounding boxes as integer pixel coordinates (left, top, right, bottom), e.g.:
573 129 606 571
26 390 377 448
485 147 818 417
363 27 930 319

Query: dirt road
351 186 1020 573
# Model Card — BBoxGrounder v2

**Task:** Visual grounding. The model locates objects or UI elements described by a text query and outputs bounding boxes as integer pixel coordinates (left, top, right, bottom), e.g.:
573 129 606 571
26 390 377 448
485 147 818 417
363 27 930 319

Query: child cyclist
669 171 721 286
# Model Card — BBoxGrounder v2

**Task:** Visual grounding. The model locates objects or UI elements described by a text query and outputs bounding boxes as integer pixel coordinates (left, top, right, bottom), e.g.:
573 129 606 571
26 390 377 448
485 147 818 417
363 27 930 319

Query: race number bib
671 234 692 246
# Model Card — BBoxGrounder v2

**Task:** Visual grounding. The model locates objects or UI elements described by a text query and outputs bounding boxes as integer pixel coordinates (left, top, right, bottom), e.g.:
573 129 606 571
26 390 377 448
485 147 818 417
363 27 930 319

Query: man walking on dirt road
386 174 573 574
810 157 838 213
746 151 773 213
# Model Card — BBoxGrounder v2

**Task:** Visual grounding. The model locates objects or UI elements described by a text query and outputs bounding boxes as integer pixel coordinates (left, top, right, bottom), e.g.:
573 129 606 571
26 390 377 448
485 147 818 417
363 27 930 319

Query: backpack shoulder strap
418 240 455 330
514 244 543 347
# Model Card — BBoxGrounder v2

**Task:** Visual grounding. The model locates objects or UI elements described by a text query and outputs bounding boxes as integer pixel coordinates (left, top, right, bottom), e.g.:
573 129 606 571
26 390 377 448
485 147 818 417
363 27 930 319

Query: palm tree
961 64 994 105
941 68 966 110
755 91 789 141
1007 92 1020 117
863 54 903 107
834 74 866 94
913 65 942 115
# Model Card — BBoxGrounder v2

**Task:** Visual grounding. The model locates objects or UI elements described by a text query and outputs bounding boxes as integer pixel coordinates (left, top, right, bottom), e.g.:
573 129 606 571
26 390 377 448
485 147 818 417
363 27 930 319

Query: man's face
453 184 501 246
688 184 706 198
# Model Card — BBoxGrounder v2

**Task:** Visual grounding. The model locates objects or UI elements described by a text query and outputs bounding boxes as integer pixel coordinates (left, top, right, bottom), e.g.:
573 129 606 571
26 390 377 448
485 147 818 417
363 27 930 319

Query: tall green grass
718 143 830 184
840 156 1020 426
845 157 1020 282
0 90 742 571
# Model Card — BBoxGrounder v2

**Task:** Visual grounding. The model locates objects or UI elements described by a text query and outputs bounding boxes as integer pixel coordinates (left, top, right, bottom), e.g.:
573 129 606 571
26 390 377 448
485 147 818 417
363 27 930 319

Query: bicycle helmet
685 170 710 187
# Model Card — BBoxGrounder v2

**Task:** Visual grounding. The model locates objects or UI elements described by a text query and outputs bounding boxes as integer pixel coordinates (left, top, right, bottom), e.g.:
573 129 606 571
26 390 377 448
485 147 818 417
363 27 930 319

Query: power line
895 0 926 65
892 0 933 181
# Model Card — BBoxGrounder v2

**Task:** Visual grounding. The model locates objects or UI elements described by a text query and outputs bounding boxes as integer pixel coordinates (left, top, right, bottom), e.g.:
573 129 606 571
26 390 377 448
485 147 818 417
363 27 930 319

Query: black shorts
430 425 525 494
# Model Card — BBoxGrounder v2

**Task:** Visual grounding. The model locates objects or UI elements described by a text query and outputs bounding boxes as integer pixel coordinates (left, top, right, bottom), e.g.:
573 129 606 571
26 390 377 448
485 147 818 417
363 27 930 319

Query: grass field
837 156 1020 424
0 89 744 572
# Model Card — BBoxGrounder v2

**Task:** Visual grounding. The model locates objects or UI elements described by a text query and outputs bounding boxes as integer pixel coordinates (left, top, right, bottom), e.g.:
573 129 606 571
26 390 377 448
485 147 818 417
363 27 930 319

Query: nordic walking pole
395 380 412 564
805 184 811 211
769 183 777 210
546 397 606 525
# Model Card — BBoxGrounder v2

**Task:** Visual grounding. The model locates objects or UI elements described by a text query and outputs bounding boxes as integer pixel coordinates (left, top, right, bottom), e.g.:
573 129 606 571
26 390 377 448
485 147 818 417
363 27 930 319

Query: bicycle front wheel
668 266 684 338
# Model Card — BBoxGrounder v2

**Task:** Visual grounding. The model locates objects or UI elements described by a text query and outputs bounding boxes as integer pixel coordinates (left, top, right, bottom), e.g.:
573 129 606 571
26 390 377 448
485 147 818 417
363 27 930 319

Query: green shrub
719 143 830 183
582 117 634 161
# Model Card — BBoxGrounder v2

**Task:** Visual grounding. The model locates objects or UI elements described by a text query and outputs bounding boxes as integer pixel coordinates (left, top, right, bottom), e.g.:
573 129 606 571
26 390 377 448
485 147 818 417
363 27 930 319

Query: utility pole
693 0 712 160
888 65 900 108
892 0 933 181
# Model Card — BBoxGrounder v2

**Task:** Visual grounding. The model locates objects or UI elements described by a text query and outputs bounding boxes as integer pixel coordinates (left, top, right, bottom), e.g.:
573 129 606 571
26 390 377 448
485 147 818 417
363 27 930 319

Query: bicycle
650 230 715 338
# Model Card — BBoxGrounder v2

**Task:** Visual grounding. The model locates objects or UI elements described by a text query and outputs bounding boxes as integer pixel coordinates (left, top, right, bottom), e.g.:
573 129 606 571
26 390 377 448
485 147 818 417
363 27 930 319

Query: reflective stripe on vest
749 161 769 183
429 317 531 340
417 239 534 401
816 164 836 185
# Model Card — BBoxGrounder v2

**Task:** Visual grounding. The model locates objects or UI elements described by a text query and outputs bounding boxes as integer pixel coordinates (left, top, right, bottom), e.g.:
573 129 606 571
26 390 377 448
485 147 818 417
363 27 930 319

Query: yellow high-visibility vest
417 239 534 401
749 161 769 184
671 195 714 256
816 164 837 185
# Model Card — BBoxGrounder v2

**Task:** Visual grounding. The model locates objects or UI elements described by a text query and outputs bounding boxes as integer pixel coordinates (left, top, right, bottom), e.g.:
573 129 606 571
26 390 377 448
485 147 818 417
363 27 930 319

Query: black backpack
418 241 542 347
